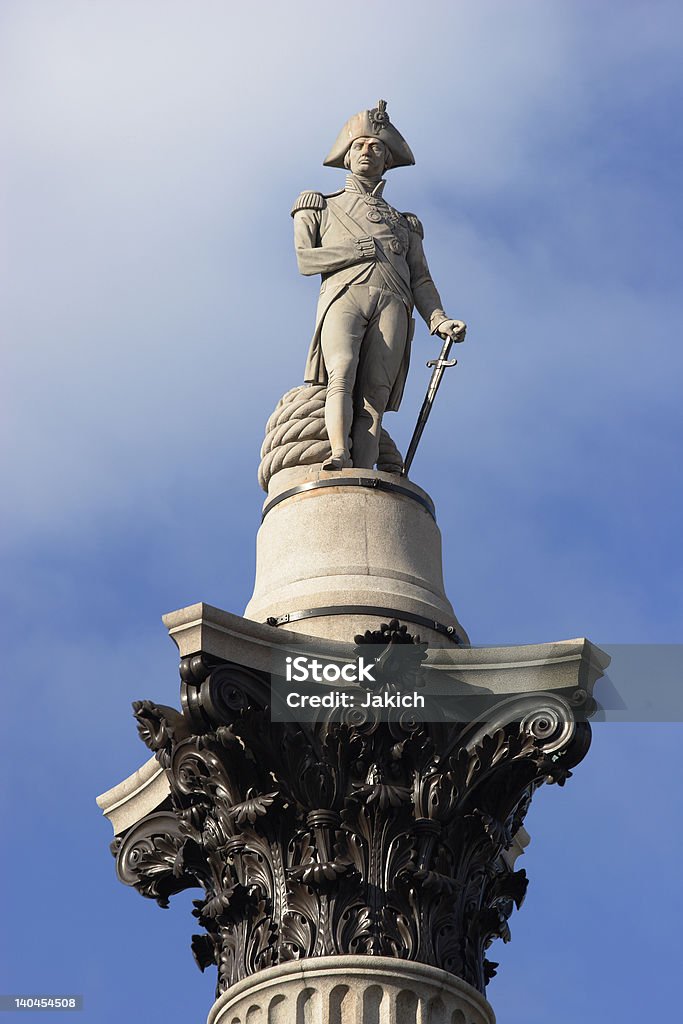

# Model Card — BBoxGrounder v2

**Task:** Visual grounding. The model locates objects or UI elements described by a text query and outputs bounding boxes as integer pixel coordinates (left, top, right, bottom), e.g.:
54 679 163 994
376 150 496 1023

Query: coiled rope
258 385 403 491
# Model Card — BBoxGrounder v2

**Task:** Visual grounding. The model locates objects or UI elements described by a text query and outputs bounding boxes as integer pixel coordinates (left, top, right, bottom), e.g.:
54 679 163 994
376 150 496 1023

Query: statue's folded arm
293 208 370 277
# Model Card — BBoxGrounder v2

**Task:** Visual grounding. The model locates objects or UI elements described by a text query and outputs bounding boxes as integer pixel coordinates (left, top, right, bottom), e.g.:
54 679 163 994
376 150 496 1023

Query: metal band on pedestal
261 476 437 523
265 604 461 641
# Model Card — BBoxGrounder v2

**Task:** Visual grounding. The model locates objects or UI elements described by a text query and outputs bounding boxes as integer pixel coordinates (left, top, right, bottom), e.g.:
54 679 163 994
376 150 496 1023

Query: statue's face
348 136 388 177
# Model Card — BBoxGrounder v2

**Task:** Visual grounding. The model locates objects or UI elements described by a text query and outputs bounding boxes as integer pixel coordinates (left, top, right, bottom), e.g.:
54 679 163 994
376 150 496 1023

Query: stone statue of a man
292 100 466 472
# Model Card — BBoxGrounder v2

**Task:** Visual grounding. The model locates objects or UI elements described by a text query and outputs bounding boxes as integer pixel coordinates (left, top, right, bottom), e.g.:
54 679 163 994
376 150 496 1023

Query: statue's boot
322 449 352 471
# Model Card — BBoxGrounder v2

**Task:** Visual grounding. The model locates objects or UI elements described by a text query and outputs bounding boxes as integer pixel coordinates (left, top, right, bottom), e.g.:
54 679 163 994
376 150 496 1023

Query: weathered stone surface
206 956 495 1024
245 468 467 646
158 606 606 704
95 755 169 835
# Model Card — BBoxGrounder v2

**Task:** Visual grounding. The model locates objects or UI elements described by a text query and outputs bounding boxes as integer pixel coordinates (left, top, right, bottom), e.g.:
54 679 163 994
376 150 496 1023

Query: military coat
292 175 449 411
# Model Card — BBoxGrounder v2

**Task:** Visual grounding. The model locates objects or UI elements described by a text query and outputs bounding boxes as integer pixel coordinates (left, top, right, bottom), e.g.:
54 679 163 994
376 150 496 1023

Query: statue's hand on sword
435 319 467 343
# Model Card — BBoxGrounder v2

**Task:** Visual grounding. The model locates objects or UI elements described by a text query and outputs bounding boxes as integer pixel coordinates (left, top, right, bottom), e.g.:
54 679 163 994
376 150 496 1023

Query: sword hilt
426 357 457 369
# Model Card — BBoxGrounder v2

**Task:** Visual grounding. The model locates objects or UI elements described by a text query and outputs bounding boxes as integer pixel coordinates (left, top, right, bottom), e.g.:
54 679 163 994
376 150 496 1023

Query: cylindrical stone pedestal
245 467 468 645
207 956 494 1024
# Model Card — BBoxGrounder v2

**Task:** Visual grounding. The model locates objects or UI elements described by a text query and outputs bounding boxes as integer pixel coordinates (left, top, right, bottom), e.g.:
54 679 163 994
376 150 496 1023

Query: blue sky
1 2 682 1021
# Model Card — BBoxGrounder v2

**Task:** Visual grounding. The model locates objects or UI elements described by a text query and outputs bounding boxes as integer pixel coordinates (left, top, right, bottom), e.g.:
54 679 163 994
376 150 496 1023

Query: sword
402 333 459 476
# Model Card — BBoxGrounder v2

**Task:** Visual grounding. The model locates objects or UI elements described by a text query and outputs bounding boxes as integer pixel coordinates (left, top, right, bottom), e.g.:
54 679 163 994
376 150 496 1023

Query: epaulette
403 212 424 239
291 191 326 217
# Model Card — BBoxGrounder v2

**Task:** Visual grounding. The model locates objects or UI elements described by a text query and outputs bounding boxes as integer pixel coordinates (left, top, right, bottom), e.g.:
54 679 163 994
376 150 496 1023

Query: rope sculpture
258 385 403 491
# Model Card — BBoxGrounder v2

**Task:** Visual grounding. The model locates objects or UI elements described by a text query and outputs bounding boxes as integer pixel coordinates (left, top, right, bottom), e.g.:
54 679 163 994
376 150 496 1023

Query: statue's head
324 100 415 171
343 137 394 177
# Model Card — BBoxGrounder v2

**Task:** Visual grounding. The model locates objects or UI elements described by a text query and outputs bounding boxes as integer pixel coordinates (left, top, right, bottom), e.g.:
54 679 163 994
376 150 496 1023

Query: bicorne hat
323 100 415 169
